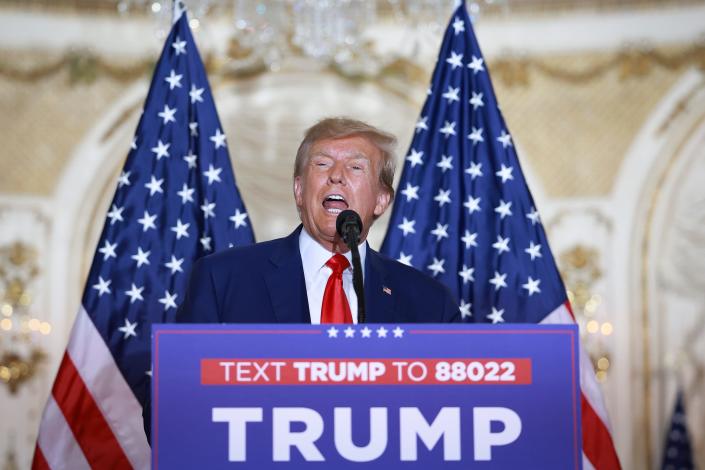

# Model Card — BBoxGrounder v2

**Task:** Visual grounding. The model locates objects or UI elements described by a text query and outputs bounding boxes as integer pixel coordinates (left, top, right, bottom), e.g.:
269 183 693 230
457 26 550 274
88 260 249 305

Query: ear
294 176 303 208
374 189 391 217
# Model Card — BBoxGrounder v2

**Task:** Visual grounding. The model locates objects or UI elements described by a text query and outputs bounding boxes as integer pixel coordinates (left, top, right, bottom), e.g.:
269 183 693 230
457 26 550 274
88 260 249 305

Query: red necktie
321 254 353 324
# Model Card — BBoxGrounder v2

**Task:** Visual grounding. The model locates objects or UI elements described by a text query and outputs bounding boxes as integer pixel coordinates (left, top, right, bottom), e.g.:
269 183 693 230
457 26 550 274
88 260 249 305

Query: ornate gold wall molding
493 43 705 87
0 51 153 85
2 40 705 87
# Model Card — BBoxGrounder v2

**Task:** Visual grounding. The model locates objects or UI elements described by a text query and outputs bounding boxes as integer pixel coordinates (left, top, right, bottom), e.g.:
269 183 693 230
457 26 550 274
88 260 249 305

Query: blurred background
1 0 704 468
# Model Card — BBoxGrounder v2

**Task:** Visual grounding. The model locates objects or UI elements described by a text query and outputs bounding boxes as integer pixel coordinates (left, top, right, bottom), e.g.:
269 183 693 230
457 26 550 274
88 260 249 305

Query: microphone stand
337 210 366 324
349 241 366 324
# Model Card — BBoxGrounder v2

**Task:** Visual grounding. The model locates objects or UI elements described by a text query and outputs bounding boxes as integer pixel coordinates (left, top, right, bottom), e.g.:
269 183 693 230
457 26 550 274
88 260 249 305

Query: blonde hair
294 117 397 200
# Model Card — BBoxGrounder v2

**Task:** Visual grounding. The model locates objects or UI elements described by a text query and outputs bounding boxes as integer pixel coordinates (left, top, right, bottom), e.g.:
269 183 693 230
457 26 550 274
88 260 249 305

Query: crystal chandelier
117 1 507 71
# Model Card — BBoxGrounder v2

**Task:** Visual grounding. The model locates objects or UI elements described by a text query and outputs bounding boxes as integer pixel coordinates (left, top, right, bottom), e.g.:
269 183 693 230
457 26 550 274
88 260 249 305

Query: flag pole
173 0 186 24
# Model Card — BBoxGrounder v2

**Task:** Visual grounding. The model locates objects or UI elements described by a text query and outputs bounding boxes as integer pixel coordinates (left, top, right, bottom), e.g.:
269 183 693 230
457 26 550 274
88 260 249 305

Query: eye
312 158 331 168
350 160 367 171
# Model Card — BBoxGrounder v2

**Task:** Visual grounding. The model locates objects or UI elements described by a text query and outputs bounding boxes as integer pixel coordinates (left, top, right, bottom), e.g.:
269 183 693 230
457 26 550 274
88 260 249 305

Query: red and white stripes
542 302 622 470
33 306 150 470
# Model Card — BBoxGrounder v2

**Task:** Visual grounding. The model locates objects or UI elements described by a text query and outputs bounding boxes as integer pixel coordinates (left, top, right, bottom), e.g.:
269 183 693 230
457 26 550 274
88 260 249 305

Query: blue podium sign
152 324 581 469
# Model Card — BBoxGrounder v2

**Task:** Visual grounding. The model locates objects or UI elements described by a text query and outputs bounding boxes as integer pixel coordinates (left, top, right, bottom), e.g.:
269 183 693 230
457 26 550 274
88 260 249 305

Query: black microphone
335 210 366 323
336 210 362 246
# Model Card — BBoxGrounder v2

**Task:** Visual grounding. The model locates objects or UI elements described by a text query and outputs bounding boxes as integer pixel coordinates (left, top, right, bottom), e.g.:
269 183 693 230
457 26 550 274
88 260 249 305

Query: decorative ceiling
1 0 704 15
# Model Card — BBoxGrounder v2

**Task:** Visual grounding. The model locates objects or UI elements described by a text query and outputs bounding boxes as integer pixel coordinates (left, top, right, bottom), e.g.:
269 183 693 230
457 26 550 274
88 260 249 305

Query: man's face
294 135 391 251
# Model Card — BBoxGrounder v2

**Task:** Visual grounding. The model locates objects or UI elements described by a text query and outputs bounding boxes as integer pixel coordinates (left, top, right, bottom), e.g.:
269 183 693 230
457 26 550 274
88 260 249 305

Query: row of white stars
399 168 515 209
155 82 205 125
92 278 178 340
422 261 542 296
396 205 540 239
326 326 404 338
98 241 188 271
139 128 226 163
411 122 512 147
93 277 178 308
403 152 511 184
457 302 508 324
106 204 247 236
118 168 223 202
101 211 243 256
437 86 486 111
443 50 485 75
397 237 541 267
162 68 206 107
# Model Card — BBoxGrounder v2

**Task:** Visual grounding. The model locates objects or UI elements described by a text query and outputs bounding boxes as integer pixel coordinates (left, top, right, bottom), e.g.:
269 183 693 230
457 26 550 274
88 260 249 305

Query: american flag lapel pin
383 286 392 295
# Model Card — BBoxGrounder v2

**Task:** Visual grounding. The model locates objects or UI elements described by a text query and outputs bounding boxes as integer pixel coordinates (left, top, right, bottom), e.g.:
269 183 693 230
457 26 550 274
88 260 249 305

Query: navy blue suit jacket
144 226 459 442
175 226 460 324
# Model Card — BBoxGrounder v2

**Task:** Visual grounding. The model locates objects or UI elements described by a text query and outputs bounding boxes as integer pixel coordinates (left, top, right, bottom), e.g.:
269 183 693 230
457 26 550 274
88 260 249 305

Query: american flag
661 390 695 470
32 5 254 469
381 2 621 469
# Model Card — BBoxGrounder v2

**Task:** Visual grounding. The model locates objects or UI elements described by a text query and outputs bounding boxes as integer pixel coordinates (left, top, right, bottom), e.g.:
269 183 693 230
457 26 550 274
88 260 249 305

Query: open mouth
322 194 348 214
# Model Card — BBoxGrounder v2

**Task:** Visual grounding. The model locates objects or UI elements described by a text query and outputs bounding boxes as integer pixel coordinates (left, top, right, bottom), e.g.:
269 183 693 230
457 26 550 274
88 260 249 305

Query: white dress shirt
299 228 367 324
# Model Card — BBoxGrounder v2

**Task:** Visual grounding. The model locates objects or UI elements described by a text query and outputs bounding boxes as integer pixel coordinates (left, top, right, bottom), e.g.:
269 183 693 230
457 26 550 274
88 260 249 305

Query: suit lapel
364 249 394 323
263 226 312 323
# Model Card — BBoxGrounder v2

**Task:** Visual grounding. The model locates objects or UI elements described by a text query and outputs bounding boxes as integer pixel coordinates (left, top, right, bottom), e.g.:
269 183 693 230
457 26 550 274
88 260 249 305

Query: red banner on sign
201 358 532 386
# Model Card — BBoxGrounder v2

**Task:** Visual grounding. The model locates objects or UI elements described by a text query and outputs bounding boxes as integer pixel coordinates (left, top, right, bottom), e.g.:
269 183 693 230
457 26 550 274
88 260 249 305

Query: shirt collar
299 226 367 277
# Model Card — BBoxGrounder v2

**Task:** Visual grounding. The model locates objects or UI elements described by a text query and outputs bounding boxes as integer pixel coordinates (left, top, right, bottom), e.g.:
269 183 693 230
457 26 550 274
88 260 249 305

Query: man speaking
144 117 460 441
175 117 460 325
